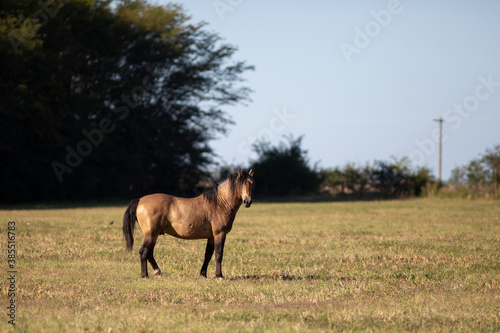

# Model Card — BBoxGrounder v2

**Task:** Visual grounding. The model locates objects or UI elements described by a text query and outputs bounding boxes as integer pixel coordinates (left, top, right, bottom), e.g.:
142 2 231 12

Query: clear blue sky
158 0 500 180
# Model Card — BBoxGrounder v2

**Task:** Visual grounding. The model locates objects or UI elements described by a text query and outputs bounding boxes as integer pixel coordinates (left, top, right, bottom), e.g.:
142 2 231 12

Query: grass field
1 198 499 332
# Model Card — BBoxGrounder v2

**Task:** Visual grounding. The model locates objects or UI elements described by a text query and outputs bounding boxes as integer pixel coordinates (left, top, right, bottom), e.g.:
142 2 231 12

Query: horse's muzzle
243 199 252 208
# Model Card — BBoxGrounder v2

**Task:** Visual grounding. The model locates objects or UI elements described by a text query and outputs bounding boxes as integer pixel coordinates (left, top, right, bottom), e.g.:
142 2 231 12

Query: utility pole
433 117 444 183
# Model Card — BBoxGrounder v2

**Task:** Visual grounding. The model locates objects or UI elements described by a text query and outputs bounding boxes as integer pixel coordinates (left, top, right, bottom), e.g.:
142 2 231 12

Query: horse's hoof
154 268 162 276
216 276 225 281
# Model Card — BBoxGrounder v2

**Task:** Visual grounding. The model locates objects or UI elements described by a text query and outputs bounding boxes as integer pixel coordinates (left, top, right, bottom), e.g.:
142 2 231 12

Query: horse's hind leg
200 238 215 278
139 240 149 278
147 238 161 276
139 234 160 278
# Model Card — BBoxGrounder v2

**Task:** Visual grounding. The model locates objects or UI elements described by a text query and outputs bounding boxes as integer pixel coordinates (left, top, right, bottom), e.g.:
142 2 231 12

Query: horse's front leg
200 237 214 278
214 233 226 280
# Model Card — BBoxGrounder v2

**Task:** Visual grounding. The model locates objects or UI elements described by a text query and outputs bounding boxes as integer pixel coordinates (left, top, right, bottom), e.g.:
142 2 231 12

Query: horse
122 169 255 279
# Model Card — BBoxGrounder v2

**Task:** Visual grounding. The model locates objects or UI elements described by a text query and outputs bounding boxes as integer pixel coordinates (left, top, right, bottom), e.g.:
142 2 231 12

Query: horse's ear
238 168 242 177
249 169 254 176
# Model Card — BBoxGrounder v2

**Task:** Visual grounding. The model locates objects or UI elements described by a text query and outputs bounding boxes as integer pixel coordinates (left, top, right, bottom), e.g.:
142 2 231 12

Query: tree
373 158 410 197
320 167 346 195
343 163 360 194
447 145 499 198
450 145 499 188
483 145 500 192
465 159 490 187
343 162 373 196
249 135 319 197
449 166 466 185
413 166 434 196
372 156 432 197
0 0 253 202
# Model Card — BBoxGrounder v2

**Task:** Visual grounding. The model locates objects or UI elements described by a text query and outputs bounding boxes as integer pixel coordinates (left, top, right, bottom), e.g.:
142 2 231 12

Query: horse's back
136 193 212 239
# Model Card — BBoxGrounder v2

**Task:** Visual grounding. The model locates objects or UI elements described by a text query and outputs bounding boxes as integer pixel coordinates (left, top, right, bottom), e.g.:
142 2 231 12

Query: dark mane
202 172 249 204
203 185 219 204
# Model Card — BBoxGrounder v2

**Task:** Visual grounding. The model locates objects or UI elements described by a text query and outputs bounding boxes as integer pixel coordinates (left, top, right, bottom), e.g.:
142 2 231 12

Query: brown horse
123 169 255 279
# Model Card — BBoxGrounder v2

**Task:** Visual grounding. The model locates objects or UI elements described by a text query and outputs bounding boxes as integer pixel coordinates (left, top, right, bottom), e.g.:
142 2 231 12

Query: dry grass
1 199 499 332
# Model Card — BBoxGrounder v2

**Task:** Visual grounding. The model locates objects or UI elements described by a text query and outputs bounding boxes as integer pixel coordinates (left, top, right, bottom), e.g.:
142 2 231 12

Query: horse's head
238 168 255 208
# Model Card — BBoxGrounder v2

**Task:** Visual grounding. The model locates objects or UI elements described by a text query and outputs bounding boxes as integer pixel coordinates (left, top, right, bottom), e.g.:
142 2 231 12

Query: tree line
242 136 434 199
242 137 499 200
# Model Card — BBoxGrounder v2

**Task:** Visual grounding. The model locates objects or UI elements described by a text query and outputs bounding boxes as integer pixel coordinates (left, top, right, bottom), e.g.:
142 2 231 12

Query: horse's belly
163 218 212 239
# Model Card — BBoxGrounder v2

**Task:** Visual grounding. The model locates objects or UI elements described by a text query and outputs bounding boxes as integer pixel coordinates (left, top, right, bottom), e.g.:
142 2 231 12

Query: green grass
1 199 500 332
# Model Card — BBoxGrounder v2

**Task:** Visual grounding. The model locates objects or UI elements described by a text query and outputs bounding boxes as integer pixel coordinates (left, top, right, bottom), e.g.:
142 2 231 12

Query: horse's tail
123 198 140 251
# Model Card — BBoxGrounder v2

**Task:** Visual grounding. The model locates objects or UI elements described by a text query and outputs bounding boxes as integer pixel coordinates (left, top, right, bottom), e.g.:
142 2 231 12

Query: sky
157 0 500 180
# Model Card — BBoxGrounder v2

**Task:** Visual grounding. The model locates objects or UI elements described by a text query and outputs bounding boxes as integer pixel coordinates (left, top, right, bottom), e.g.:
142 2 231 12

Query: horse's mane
202 172 247 205
203 185 219 204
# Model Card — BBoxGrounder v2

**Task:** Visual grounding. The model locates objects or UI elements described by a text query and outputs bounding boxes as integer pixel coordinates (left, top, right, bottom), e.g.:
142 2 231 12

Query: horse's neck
216 180 241 211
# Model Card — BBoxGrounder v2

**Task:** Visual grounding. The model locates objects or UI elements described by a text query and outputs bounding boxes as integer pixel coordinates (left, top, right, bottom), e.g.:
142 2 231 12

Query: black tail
123 198 140 251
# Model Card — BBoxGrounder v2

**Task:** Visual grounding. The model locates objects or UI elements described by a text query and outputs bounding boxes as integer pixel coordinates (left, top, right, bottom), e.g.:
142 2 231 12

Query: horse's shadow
228 274 333 281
